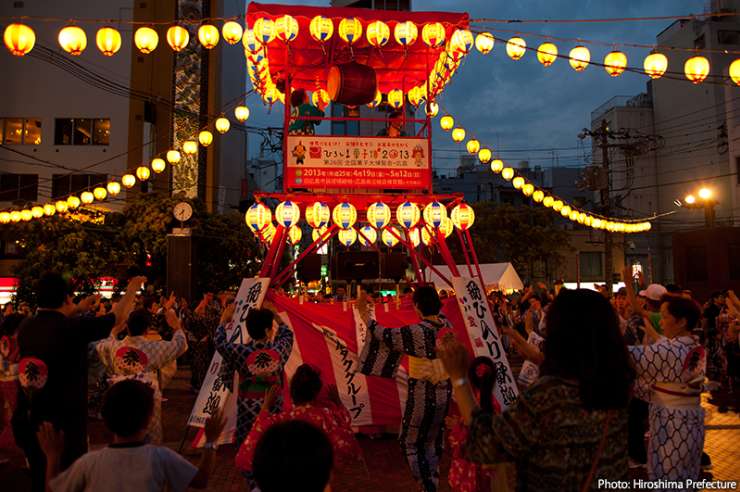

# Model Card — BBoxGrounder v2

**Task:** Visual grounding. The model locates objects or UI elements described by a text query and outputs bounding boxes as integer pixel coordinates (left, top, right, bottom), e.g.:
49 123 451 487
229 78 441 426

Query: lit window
1 118 42 145
54 118 110 145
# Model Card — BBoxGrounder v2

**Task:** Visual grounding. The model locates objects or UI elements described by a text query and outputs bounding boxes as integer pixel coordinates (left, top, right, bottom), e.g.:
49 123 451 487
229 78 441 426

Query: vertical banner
452 276 519 409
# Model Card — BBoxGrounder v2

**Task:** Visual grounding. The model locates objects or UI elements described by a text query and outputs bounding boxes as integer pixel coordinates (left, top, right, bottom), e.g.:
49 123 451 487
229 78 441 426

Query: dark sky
246 0 706 175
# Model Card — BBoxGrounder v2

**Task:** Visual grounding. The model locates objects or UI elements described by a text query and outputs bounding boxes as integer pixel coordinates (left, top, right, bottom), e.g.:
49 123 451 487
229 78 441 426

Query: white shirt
50 444 197 492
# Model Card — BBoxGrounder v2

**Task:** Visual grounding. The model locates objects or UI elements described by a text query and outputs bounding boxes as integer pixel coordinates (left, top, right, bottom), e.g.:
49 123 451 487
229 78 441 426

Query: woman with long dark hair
438 289 634 491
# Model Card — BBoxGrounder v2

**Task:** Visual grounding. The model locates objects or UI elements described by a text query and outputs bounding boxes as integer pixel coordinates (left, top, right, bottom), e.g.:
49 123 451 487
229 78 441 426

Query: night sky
245 0 706 175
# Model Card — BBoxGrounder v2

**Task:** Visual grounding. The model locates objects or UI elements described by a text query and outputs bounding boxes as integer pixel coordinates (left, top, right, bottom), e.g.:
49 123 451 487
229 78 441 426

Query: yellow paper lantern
592 218 603 229
536 42 558 67
260 223 277 243
423 201 447 229
685 56 710 84
338 18 362 45
134 27 158 54
106 181 121 197
388 89 404 109
367 202 392 229
332 202 357 229
53 201 68 214
421 22 445 48
80 191 94 205
569 45 590 72
394 21 418 47
560 205 572 217
222 21 243 45
151 158 166 173
450 203 475 230
59 26 87 55
21 209 32 221
491 159 504 173
309 16 333 43
198 130 213 147
407 86 424 107
31 206 44 218
506 37 526 60
421 227 433 246
215 117 230 134
166 25 190 52
512 176 525 189
577 212 587 224
466 139 480 155
450 29 474 55
475 32 494 54
604 51 627 77
245 202 272 233
96 27 121 56
338 227 358 247
643 52 668 79
478 148 492 164
425 101 439 117
358 225 377 246
501 167 514 181
451 127 465 142
532 190 544 202
396 201 421 229
312 89 330 108
287 225 303 245
552 200 564 212
66 196 81 209
522 183 535 197
234 105 250 122
730 59 740 86
136 166 150 181
183 140 198 155
584 215 593 227
367 20 390 48
366 90 382 109
311 226 328 242
4 23 35 56
275 201 301 228
407 227 421 248
275 15 299 43
10 211 22 222
305 202 331 228
253 18 276 45
121 174 136 188
0 212 10 224
93 187 107 201
198 24 220 49
568 209 579 221
243 28 260 52
440 115 454 131
381 226 401 247
542 196 554 208
166 150 181 164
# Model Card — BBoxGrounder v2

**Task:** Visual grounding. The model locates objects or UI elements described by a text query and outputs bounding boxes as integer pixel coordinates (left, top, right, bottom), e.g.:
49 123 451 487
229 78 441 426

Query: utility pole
598 120 614 296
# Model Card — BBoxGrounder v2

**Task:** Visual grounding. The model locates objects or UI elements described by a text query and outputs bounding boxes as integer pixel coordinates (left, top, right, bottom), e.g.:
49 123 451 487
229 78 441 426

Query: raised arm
622 265 647 318
213 304 250 369
111 276 146 326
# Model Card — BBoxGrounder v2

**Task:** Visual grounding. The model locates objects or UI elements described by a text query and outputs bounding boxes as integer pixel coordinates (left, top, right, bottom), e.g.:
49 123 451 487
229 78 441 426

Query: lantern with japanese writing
58 26 87 55
312 226 328 242
394 21 418 47
367 20 390 48
338 18 362 45
332 202 357 229
407 86 423 107
4 23 35 56
338 227 358 247
421 22 445 48
245 202 272 233
358 225 377 246
506 37 526 60
275 15 299 43
450 29 474 55
423 201 447 228
253 18 275 44
134 27 159 54
305 202 331 228
222 21 243 45
569 46 590 72
287 225 302 245
475 32 494 54
466 139 480 155
396 201 420 229
367 201 391 229
96 27 121 56
536 42 557 67
604 51 627 77
387 89 404 109
309 16 334 43
382 226 400 247
167 25 190 52
275 201 301 228
450 203 475 230
685 56 710 84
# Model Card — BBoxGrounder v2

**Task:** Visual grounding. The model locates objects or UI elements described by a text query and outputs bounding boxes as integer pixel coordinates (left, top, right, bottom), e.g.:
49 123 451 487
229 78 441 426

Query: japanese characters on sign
452 276 519 409
285 135 431 191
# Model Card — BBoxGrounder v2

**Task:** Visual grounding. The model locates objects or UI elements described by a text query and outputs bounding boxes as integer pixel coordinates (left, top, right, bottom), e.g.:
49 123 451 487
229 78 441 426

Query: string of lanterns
438 112 653 234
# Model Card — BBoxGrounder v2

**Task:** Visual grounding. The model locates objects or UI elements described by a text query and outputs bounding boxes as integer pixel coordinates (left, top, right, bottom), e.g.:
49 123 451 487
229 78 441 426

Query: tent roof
426 263 524 291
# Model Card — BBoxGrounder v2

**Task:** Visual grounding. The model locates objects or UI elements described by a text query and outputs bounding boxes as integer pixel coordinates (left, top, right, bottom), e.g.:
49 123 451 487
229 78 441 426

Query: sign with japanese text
452 276 519 409
285 135 431 191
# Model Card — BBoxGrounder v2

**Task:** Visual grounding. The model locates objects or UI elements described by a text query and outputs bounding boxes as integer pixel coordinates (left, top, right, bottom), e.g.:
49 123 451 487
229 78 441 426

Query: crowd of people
0 269 738 491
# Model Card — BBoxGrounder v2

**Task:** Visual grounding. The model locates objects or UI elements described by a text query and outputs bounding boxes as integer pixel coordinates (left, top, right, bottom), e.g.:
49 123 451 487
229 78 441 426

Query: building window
54 118 110 145
2 118 42 145
0 174 38 201
579 251 603 281
718 30 740 45
51 173 107 198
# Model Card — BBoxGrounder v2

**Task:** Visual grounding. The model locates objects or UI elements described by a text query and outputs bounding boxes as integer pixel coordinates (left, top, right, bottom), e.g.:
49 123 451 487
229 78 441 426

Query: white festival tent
426 262 524 292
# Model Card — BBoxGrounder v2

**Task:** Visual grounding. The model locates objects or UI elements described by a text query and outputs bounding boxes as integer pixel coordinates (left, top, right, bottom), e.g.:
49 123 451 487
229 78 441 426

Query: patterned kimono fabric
629 336 705 491
359 316 452 492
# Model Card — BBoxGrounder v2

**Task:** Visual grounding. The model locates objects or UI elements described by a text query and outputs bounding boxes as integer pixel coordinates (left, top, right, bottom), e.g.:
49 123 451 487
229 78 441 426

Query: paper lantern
466 139 480 155
643 52 668 79
287 225 302 245
121 174 136 188
394 21 418 47
552 200 564 212
151 158 166 173
522 183 535 197
569 45 590 72
382 226 401 247
52 201 68 214
183 141 198 155
512 176 525 189
234 105 250 122
536 42 557 67
423 201 447 228
542 196 554 208
260 223 276 243
478 148 492 164
80 191 94 205
275 15 299 43
93 187 107 201
134 27 158 54
4 23 35 56
311 226 328 242
501 167 514 181
167 25 190 52
338 227 358 247
421 22 445 48
242 28 260 52
440 115 454 131
332 202 357 229
367 20 390 48
569 209 579 221
560 205 572 217
730 59 740 86
577 212 587 224
66 196 81 209
450 203 475 230
451 127 465 142
396 201 421 229
685 56 710 84
425 101 439 117
532 190 544 203
421 227 433 246
166 150 181 164
245 202 272 232
198 130 213 147
198 24 220 49
107 181 121 196
358 225 377 246
222 21 243 45
584 216 593 227
407 227 421 248
309 16 334 43
275 201 301 228
305 202 331 228
491 159 504 173
10 211 22 222
338 18 362 45
506 37 526 60
253 18 275 45
96 27 121 56
20 209 32 221
0 212 10 224
136 166 151 181
604 51 627 77
59 26 87 55
407 86 423 107
31 206 44 218
450 29 474 55
312 89 330 108
367 201 391 229
388 89 404 109
475 32 494 54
